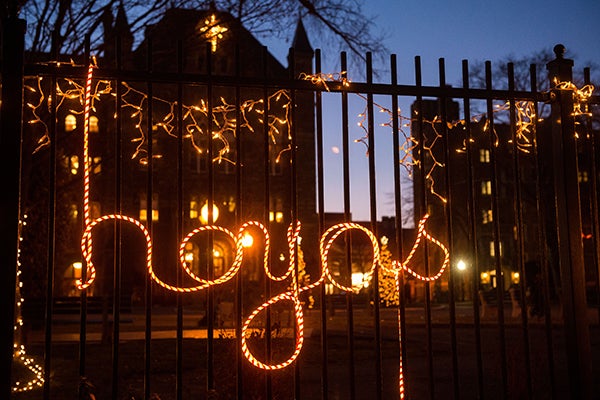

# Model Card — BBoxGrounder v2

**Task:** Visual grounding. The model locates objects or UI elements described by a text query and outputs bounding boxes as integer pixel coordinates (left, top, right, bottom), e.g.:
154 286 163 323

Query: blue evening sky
263 0 600 223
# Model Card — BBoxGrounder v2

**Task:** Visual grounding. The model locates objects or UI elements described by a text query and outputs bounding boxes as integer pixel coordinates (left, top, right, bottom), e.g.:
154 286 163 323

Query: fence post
0 15 26 399
546 44 592 399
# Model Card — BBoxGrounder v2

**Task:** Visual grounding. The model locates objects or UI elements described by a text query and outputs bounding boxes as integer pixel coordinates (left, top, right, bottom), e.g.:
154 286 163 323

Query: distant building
410 97 597 300
23 5 317 302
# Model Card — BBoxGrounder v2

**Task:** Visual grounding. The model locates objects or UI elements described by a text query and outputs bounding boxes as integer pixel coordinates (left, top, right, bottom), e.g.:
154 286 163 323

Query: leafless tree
16 0 386 60
467 47 599 91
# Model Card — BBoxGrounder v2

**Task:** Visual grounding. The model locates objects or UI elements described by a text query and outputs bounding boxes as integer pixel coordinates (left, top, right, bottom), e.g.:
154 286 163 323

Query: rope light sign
71 62 450 398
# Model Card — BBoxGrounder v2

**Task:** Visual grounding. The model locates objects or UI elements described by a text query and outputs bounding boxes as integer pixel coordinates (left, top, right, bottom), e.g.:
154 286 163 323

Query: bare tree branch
19 0 386 63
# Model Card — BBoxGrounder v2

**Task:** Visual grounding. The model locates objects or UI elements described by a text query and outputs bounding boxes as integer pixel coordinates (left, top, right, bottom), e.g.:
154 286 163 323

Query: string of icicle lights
25 58 292 166
21 59 593 398
71 62 449 397
12 215 45 393
25 61 594 204
301 72 595 203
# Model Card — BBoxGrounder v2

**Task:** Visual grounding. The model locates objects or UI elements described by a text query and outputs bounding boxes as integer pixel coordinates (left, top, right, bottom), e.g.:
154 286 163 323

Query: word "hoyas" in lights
76 62 449 399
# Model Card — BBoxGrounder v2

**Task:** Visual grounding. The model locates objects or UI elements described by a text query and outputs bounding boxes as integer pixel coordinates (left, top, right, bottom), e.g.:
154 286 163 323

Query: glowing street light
456 259 467 271
241 233 254 248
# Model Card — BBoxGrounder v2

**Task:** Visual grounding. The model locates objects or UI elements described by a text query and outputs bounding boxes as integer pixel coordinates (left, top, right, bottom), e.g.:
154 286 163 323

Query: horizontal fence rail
3 18 600 400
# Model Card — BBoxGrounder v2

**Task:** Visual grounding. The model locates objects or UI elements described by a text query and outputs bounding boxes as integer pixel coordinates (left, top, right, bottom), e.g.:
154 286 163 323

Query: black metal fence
2 14 600 400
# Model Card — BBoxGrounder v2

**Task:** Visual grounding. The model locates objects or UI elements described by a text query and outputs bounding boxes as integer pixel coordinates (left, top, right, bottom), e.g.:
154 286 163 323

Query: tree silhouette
17 0 386 60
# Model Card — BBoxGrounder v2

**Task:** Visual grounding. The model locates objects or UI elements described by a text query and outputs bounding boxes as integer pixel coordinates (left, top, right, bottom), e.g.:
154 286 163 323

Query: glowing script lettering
77 63 449 398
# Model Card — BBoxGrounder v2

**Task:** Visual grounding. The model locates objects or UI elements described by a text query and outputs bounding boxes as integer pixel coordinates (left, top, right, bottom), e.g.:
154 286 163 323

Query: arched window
65 114 77 132
89 115 99 133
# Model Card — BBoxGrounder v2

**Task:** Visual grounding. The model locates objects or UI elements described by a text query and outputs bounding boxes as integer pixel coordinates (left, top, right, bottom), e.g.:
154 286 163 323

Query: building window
90 202 101 219
65 114 77 132
92 157 102 174
225 197 236 213
578 171 589 183
490 241 502 257
481 181 492 195
140 194 159 222
479 149 490 163
69 204 78 222
69 155 79 175
482 209 493 224
269 198 284 223
269 211 284 223
89 116 99 133
190 196 199 220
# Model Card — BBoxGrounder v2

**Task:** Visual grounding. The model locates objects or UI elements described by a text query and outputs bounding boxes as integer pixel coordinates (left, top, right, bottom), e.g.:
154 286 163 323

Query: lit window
65 114 77 132
269 210 284 223
482 209 493 224
479 149 490 163
578 171 589 183
481 181 492 195
69 155 79 175
490 241 502 257
90 202 101 219
226 197 236 212
89 116 99 133
480 272 491 285
140 194 159 222
69 204 78 222
190 198 199 219
275 212 284 223
92 157 101 174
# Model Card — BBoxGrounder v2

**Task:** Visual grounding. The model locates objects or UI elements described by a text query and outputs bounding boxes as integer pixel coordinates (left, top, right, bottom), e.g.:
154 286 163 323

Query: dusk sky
265 0 600 223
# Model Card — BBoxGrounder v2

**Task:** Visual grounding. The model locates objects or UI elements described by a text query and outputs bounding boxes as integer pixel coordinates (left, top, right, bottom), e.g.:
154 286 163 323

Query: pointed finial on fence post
546 43 573 85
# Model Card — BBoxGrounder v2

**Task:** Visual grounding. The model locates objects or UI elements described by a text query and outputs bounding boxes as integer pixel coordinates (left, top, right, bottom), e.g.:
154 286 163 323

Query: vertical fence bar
175 40 184 400
43 36 59 400
485 60 508 399
234 44 244 400
289 47 301 400
365 52 383 400
262 45 273 400
461 59 485 399
583 67 600 327
78 39 91 397
414 55 435 400
315 49 329 400
206 41 216 392
530 63 557 399
112 36 124 400
438 58 460 400
546 46 592 399
583 68 600 324
390 53 408 394
507 62 533 399
0 14 25 400
144 38 154 400
340 51 356 400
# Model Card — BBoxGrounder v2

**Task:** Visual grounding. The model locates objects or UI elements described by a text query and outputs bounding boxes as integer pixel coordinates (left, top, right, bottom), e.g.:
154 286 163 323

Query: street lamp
456 259 467 301
241 233 254 248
